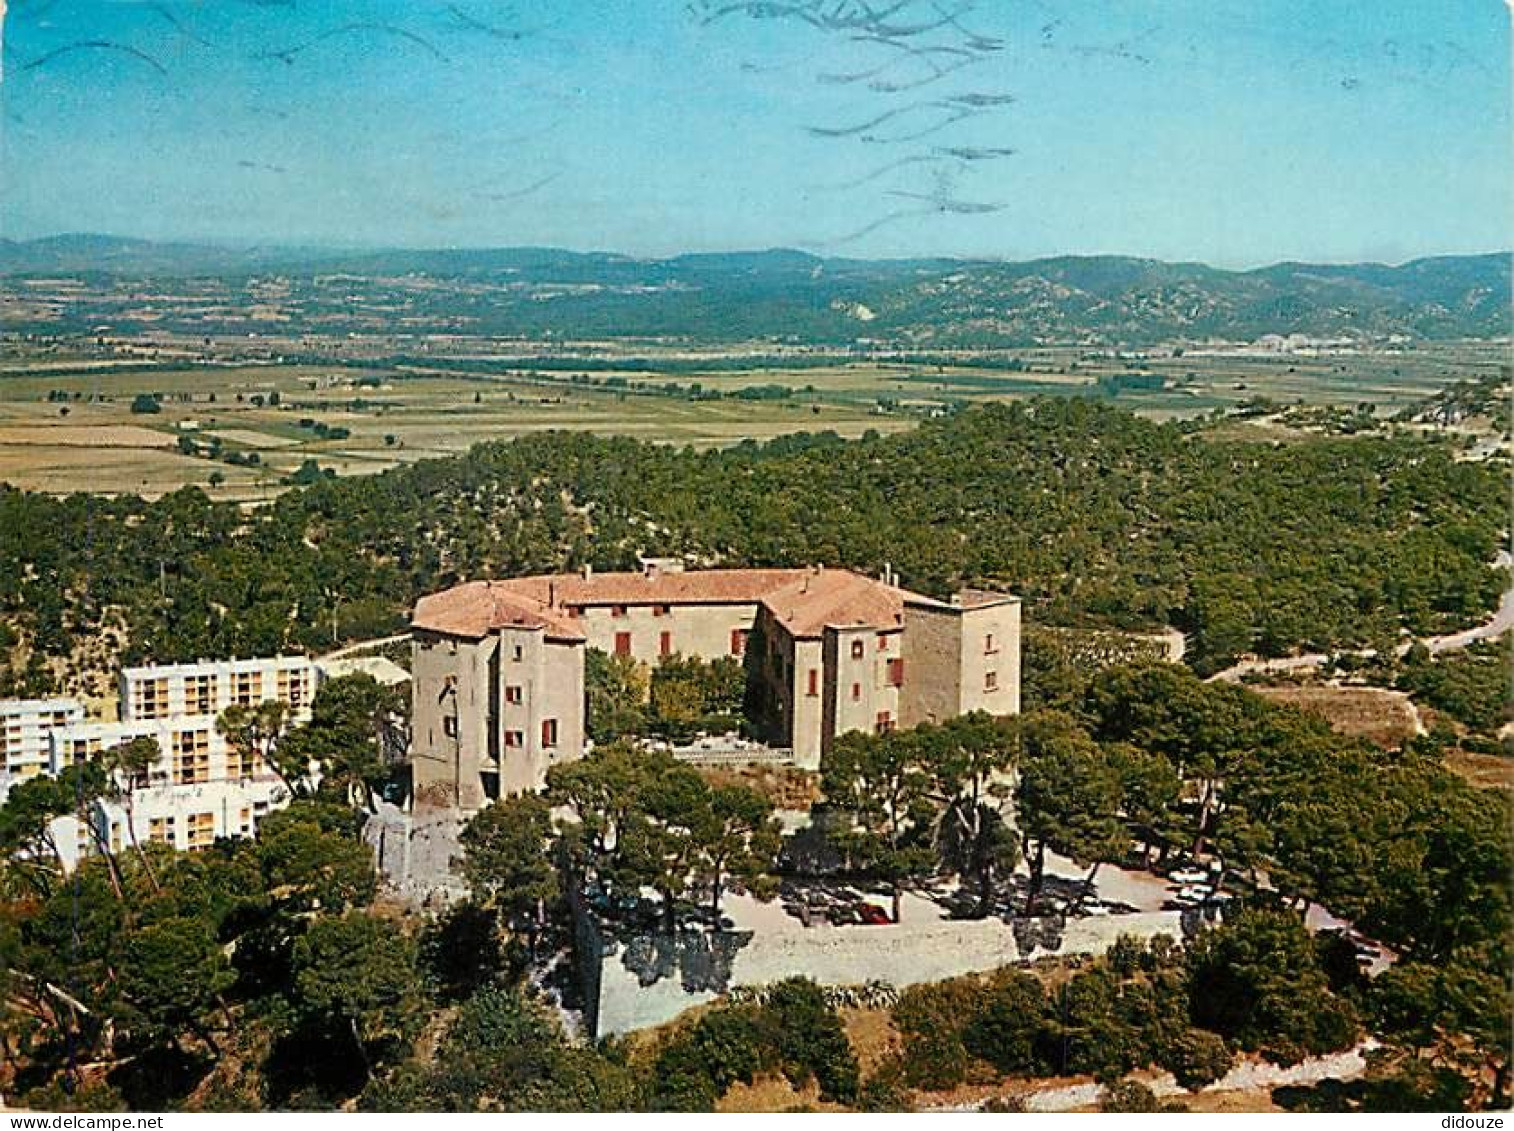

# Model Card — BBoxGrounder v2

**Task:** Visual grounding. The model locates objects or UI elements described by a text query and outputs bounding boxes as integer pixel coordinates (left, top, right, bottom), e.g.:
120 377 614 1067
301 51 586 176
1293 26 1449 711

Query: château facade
410 561 1021 810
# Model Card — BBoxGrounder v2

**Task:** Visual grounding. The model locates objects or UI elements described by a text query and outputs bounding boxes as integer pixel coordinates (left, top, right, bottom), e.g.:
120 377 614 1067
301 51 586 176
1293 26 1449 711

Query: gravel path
1016 1041 1380 1112
1209 555 1511 683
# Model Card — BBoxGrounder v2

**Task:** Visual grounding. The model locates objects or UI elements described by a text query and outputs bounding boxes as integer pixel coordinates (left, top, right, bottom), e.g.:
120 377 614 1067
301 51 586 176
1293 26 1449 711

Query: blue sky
1 0 1508 265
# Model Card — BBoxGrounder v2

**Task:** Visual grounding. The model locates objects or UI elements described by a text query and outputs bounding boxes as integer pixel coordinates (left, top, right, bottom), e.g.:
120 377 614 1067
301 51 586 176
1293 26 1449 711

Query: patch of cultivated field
208 428 304 447
0 363 907 496
0 442 262 497
1252 685 1421 748
0 422 172 447
0 339 1498 498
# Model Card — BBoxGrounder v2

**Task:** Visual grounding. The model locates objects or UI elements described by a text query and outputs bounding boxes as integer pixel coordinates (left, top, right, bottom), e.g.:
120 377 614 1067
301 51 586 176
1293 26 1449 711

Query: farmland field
0 336 1504 499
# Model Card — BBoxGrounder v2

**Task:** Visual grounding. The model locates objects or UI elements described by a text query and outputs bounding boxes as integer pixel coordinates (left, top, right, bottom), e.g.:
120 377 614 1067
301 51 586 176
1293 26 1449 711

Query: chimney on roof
581 563 592 581
549 582 556 607
643 560 659 581
882 562 895 587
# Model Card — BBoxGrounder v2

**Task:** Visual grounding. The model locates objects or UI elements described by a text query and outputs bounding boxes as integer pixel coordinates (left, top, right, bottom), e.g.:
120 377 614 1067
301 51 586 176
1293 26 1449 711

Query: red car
856 903 892 925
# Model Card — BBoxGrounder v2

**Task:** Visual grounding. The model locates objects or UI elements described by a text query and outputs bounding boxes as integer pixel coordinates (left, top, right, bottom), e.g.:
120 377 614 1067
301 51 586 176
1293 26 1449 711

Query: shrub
893 980 979 1088
963 971 1050 1076
760 978 859 1104
647 1037 723 1112
856 1064 909 1112
1187 909 1361 1066
643 978 857 1109
1160 1027 1232 1091
685 1006 767 1091
1101 1079 1161 1112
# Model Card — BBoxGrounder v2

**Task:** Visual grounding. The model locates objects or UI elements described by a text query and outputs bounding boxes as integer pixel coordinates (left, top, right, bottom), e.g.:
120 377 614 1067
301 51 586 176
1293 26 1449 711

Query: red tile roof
411 567 953 640
503 568 806 610
411 581 586 641
761 571 922 637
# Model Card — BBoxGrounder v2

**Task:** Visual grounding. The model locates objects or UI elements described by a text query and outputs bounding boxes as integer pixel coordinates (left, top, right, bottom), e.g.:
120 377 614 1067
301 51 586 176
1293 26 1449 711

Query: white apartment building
96 778 288 854
0 697 84 780
45 714 292 855
119 655 318 723
48 716 231 781
0 653 335 868
2 652 401 864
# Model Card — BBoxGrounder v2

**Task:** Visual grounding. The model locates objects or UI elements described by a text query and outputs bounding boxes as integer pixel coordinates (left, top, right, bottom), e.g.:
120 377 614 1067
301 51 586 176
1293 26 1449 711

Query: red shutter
807 669 818 697
541 718 558 747
615 632 631 657
730 629 747 655
888 658 904 687
660 631 672 657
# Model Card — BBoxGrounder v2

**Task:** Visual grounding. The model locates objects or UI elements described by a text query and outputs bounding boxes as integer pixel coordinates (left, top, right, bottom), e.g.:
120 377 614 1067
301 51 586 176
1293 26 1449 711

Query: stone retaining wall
585 907 1202 1037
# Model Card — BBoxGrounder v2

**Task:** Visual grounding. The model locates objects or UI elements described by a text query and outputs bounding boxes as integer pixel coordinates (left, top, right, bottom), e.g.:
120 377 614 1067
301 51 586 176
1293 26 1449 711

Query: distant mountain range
1 235 1507 344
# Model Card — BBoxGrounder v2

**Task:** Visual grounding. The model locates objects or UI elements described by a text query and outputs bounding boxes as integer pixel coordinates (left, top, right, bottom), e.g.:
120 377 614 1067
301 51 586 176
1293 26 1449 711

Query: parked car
857 903 892 925
1176 885 1235 907
1349 934 1382 959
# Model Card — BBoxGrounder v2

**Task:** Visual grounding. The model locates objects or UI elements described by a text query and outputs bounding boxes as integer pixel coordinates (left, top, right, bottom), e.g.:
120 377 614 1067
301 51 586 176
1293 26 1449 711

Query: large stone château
410 561 1021 809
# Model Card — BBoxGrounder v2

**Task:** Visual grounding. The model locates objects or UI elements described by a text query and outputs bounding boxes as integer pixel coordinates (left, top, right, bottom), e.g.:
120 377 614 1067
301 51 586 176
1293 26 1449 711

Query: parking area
742 850 1204 931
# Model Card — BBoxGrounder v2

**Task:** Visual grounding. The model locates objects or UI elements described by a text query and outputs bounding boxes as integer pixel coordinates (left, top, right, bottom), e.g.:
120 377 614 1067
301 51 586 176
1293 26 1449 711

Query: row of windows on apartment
106 802 271 856
129 672 309 718
137 811 238 850
1 710 76 736
60 736 263 785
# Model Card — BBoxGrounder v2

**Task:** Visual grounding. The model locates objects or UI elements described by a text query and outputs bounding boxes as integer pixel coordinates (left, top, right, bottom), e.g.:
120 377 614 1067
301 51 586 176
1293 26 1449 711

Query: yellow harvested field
0 423 172 448
0 340 1497 499
0 443 252 496
209 428 304 447
1252 685 1420 748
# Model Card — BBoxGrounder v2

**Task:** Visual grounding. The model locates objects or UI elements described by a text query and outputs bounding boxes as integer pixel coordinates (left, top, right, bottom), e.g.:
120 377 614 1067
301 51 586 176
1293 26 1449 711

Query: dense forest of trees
446 663 1509 1111
1 663 1505 1110
0 399 1505 696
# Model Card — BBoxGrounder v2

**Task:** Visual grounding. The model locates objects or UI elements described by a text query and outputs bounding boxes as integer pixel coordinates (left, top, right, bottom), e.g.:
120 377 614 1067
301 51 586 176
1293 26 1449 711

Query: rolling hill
0 236 1506 345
